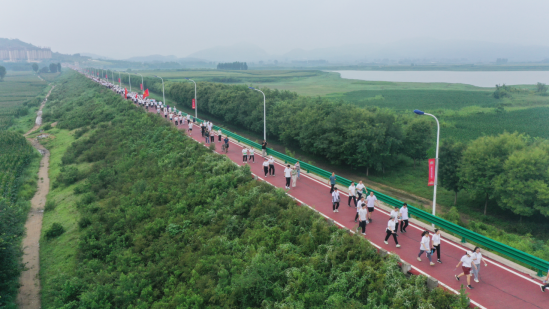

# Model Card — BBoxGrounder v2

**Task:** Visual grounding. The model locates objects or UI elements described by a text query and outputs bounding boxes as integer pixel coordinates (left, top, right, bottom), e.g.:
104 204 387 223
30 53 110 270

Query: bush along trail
16 85 54 309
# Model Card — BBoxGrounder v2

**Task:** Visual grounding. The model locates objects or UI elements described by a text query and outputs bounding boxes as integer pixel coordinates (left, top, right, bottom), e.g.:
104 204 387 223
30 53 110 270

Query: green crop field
0 71 46 108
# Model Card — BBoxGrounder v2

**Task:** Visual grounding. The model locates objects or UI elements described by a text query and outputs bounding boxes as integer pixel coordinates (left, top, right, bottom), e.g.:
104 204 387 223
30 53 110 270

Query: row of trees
0 66 5 81
217 61 248 70
31 62 61 74
440 132 548 218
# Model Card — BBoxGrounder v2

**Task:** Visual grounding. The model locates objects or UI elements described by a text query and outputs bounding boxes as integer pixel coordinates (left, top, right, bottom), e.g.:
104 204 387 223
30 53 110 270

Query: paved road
139 102 548 309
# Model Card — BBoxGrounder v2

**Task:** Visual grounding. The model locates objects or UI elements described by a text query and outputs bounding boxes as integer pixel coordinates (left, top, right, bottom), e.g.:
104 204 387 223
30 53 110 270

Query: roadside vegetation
38 70 471 308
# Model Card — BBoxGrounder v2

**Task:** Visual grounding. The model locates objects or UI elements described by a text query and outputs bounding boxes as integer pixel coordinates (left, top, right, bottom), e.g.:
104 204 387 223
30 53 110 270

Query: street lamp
126 72 131 92
414 109 440 227
185 78 197 118
117 71 121 88
248 87 266 141
154 75 166 105
136 73 144 94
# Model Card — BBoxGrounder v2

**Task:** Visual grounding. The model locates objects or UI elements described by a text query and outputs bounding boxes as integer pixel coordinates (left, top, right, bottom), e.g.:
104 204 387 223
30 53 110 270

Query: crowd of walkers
82 70 547 295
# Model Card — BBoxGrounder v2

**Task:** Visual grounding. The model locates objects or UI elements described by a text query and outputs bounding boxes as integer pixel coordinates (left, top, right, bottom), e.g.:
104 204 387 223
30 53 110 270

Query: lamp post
154 75 166 105
111 70 115 85
185 78 197 118
126 72 131 92
136 73 144 94
118 71 121 88
248 87 267 141
414 109 440 227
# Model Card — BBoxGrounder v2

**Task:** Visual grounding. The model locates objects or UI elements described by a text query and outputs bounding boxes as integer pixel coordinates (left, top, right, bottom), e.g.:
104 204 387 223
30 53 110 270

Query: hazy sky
3 0 548 59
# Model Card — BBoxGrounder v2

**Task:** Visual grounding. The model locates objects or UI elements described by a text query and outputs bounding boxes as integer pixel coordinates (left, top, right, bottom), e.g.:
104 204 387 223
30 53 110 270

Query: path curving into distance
17 85 55 309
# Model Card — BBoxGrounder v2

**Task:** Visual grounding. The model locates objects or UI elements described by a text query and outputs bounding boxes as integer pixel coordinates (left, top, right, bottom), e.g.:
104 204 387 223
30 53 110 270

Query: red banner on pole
140 83 143 90
143 89 149 98
124 88 128 99
428 159 435 186
192 98 195 109
105 74 108 78
118 78 121 83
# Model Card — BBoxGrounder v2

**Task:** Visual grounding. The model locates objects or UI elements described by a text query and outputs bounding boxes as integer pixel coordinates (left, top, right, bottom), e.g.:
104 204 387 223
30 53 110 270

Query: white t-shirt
473 252 482 264
188 123 193 129
400 207 409 220
420 235 430 251
356 200 364 212
187 115 191 120
348 185 356 196
356 183 365 194
387 219 396 232
331 191 340 203
284 167 292 177
249 149 254 155
390 210 400 220
366 195 377 208
262 161 269 167
461 255 473 268
432 233 441 246
358 208 368 221
268 158 274 165
242 149 247 155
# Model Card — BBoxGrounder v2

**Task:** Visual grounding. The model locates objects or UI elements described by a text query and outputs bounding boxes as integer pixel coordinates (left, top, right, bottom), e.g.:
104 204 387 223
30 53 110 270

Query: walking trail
17 85 55 309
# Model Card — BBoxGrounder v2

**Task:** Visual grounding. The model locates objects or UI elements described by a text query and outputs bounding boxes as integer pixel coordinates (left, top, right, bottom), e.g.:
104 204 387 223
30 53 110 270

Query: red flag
118 78 121 83
140 83 143 90
135 94 138 99
428 159 435 186
143 89 149 98
124 88 128 99
105 74 108 78
192 98 195 109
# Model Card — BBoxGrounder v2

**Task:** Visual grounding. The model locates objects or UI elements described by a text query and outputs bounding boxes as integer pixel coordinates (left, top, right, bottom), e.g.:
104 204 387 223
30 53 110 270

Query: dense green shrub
45 223 65 239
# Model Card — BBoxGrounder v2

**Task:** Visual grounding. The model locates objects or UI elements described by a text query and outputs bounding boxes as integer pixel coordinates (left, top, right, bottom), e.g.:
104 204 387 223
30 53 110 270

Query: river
333 70 549 87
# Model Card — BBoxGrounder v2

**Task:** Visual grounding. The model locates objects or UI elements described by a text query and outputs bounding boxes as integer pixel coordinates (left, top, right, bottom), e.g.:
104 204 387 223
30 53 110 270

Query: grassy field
0 71 46 107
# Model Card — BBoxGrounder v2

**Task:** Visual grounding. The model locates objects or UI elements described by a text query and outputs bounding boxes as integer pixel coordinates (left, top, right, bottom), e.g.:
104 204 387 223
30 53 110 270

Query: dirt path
17 85 54 309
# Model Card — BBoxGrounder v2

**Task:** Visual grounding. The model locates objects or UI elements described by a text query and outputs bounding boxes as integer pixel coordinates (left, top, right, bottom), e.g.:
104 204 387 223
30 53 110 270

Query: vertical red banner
192 98 195 109
124 88 128 99
105 74 108 78
428 159 435 186
118 78 121 83
140 83 143 90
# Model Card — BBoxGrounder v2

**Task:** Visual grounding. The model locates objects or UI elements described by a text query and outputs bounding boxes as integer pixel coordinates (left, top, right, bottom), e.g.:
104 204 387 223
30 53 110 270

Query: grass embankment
38 70 469 308
0 132 40 309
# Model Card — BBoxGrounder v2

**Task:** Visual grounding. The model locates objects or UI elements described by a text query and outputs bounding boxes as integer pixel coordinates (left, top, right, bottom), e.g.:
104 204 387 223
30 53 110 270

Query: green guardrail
177 111 549 276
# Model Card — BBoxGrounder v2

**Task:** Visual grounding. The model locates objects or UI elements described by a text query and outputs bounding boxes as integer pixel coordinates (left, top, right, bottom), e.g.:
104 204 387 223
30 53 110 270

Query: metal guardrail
183 112 549 276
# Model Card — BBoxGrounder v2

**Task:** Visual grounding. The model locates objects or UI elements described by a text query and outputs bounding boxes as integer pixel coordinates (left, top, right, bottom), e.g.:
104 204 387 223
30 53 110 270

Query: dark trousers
211 136 214 142
395 223 399 233
357 192 363 200
218 135 222 141
269 164 274 175
332 202 340 210
243 155 247 162
432 244 441 260
330 184 335 193
355 212 359 221
285 177 291 187
359 220 367 234
249 155 254 162
385 230 398 244
348 195 357 207
264 166 268 176
400 219 409 232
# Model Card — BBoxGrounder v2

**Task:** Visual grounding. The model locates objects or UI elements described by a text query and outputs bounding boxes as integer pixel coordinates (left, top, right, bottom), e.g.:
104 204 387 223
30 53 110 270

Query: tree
536 82 548 93
439 139 465 205
39 67 49 73
0 66 5 81
494 142 549 220
49 63 58 73
458 132 526 216
32 63 39 73
403 118 433 168
57 63 61 72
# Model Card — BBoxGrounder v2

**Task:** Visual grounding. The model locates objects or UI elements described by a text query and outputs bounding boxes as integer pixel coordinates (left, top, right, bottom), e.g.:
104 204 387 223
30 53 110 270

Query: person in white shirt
358 203 368 235
417 231 435 266
384 216 400 247
432 229 442 263
366 191 378 222
248 148 255 163
210 130 215 143
331 188 340 212
262 158 269 177
355 197 365 223
268 156 275 176
187 121 193 134
348 183 357 207
242 148 248 163
399 203 409 233
471 247 487 283
455 251 477 289
356 181 365 200
284 164 292 189
390 206 401 233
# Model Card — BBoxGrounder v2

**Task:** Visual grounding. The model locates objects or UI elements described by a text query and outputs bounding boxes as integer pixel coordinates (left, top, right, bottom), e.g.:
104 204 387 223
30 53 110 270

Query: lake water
333 70 549 87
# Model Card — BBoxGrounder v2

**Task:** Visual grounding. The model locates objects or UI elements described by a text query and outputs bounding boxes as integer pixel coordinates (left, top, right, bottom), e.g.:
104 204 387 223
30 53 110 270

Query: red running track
140 102 548 309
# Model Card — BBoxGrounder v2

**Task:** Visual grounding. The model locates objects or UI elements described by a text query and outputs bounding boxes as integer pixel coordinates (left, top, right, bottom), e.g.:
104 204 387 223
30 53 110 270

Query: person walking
284 164 292 189
291 166 297 188
331 188 340 213
223 136 229 152
418 231 435 266
355 197 365 223
268 156 275 176
249 147 255 163
358 203 368 235
187 121 193 134
205 129 210 144
242 148 248 163
201 122 205 137
472 247 488 283
210 130 215 143
294 161 301 179
263 158 269 177
348 182 357 207
384 216 400 247
356 181 365 200
432 229 442 263
390 206 401 232
328 172 336 194
455 251 477 289
400 203 409 233
366 191 378 222
218 129 222 142
541 272 549 292
262 140 268 157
